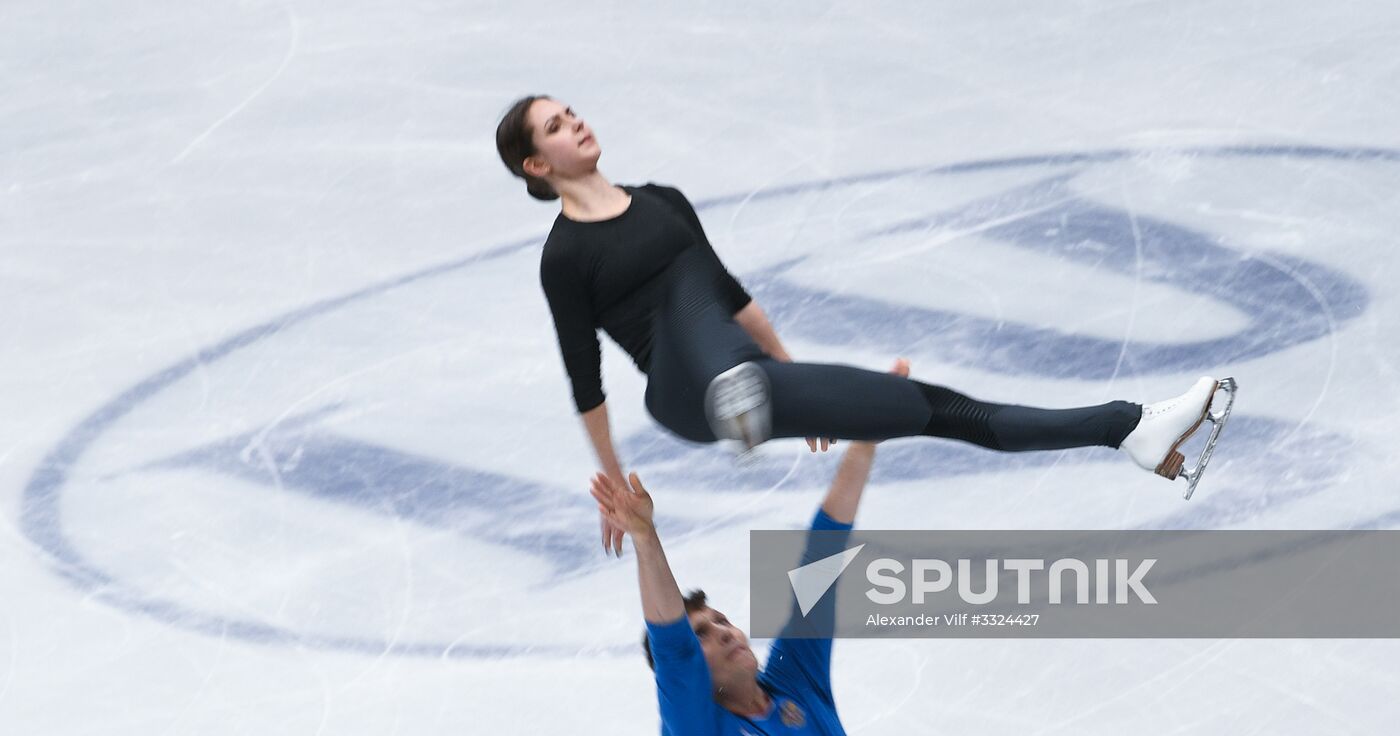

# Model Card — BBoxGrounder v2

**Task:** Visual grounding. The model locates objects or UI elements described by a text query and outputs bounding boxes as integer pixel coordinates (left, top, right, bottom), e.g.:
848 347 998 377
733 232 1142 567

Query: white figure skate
1121 376 1238 500
704 361 772 454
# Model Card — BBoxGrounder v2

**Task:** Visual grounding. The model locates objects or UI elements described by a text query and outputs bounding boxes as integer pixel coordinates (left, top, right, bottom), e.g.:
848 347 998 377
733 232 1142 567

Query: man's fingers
593 474 624 505
590 486 619 516
627 471 648 496
821 438 831 452
806 438 817 453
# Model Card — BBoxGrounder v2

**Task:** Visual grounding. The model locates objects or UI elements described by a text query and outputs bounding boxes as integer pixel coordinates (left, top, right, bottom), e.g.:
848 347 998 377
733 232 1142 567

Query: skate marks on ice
138 405 694 581
19 146 1391 657
15 237 635 658
740 170 1368 380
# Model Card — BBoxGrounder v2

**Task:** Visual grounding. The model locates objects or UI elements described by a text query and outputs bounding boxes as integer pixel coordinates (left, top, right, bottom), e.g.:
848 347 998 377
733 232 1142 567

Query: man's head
642 590 761 693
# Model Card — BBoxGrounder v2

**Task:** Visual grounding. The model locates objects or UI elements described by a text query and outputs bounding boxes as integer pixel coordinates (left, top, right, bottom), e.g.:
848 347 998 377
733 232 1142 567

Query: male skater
590 359 911 734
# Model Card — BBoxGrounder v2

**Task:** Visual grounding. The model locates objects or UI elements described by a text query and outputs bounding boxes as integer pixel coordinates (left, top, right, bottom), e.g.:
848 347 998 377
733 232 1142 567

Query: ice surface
3 1 1400 733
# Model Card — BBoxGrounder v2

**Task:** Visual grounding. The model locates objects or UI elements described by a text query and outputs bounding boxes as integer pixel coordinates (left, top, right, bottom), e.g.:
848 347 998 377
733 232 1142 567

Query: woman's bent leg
644 256 765 443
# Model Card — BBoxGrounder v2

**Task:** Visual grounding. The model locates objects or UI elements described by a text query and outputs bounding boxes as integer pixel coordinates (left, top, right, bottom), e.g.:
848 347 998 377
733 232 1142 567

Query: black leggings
643 250 1141 449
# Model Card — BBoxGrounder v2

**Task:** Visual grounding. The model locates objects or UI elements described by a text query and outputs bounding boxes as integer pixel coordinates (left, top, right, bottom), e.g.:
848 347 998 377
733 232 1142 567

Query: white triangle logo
787 544 865 617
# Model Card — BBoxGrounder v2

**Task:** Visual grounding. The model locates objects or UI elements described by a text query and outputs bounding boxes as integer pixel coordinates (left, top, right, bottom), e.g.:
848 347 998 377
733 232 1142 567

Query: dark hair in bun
496 94 559 201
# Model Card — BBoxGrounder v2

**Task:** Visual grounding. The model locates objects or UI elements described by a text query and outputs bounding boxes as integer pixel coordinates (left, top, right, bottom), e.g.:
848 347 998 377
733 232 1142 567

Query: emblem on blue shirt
780 700 806 728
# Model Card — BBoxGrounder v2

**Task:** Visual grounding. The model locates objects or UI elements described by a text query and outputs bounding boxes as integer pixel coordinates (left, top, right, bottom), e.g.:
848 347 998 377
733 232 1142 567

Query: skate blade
733 443 764 467
1176 377 1237 500
1153 392 1214 481
704 362 772 451
1153 378 1227 480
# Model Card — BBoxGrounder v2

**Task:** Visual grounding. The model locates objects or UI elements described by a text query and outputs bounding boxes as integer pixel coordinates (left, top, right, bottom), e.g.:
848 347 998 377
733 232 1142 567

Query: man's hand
818 357 909 523
590 472 657 552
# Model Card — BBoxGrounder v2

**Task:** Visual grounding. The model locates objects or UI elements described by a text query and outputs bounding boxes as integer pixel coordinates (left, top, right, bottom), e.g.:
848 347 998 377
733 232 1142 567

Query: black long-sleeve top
539 183 753 413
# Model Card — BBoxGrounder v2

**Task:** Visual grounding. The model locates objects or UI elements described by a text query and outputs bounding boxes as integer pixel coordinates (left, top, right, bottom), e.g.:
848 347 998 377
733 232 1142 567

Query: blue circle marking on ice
20 145 1391 657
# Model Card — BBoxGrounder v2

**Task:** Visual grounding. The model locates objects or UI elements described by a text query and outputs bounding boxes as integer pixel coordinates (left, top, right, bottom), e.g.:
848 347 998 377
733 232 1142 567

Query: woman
495 95 1228 554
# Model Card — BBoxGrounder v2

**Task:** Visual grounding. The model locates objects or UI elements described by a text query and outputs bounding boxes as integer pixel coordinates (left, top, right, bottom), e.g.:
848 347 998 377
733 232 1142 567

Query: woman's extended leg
644 248 1141 450
757 358 1141 450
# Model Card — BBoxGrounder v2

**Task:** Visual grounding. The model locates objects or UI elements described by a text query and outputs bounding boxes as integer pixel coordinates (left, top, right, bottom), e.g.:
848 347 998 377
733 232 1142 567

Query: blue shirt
645 510 852 735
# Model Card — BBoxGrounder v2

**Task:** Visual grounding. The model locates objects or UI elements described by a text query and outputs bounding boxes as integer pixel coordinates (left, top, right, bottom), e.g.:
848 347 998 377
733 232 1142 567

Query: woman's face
523 98 600 181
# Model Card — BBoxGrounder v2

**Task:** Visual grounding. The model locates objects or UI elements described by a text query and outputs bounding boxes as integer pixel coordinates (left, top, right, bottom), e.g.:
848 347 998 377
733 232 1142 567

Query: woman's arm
581 402 628 555
733 301 792 362
581 401 626 484
540 246 631 553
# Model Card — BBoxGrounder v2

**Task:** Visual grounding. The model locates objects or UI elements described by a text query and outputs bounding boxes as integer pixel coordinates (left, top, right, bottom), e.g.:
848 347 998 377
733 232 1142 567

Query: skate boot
1121 376 1238 499
705 361 772 452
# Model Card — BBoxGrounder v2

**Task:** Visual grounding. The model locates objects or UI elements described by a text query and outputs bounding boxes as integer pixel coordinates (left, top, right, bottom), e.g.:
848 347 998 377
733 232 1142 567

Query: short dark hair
642 589 710 671
495 94 559 201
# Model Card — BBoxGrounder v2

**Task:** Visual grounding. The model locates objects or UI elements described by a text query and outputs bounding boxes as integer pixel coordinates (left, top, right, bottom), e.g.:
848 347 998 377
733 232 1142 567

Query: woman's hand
590 472 657 550
601 514 625 557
